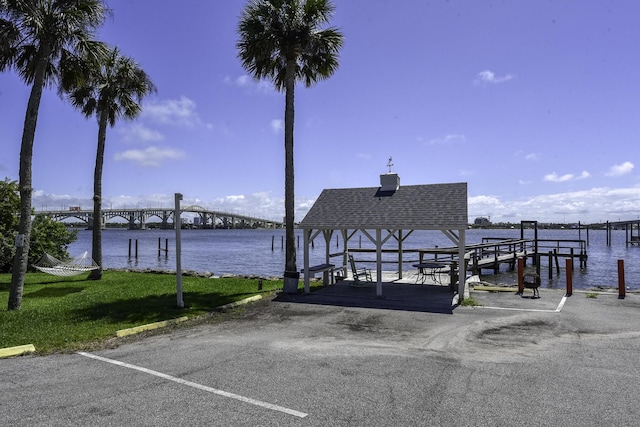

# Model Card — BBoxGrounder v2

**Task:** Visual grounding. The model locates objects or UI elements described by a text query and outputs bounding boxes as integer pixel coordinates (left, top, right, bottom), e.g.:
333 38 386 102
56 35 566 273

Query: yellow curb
0 344 36 359
216 295 262 311
116 316 189 337
115 295 263 337
472 285 518 292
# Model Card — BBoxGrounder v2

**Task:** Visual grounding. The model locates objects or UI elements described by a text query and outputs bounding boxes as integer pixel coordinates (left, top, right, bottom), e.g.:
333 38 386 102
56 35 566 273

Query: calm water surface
68 227 640 290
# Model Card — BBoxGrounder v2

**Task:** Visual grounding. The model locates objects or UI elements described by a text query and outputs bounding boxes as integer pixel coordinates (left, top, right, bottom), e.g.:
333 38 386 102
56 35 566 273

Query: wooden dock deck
338 236 588 282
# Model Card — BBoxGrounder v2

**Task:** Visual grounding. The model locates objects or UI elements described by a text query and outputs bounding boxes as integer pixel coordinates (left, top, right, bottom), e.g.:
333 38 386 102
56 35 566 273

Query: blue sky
1 0 639 224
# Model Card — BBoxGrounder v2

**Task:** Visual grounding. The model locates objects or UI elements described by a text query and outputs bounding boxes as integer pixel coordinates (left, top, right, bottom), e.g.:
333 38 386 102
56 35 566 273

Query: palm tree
0 0 108 310
237 0 343 289
61 46 155 280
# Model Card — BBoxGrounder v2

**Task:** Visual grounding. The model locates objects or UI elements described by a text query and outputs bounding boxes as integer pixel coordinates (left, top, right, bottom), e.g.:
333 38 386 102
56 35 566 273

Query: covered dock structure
299 174 468 299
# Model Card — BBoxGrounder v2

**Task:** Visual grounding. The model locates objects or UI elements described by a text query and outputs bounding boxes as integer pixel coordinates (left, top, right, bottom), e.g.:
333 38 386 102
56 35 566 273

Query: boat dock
342 235 587 282
342 220 590 281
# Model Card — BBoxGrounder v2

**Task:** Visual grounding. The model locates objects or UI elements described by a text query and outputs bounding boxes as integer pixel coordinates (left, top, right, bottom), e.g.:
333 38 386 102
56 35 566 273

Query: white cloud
544 170 591 182
118 123 164 143
114 146 185 167
474 70 514 85
606 161 634 177
424 134 466 145
469 186 640 224
141 96 201 127
31 183 640 225
270 119 283 133
224 74 275 94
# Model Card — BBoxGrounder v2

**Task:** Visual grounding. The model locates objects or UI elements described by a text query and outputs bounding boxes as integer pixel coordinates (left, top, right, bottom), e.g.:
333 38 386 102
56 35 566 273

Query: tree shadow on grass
73 290 260 325
27 286 87 298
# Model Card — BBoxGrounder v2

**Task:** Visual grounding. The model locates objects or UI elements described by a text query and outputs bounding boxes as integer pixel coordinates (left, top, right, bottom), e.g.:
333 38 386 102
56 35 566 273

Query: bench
301 263 336 286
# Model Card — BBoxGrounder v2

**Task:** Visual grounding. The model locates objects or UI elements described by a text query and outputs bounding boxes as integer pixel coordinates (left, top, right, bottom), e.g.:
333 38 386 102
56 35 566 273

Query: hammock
33 251 100 277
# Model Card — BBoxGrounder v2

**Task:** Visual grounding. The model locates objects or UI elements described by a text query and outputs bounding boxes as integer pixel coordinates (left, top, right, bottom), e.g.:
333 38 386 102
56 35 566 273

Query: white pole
376 228 382 297
175 193 184 308
303 230 310 293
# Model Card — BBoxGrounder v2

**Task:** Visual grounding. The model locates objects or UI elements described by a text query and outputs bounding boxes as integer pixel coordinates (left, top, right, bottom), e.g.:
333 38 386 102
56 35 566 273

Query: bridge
36 206 284 230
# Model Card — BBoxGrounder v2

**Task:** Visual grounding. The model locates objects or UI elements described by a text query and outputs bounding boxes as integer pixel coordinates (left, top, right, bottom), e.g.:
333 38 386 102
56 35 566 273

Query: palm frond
237 0 343 89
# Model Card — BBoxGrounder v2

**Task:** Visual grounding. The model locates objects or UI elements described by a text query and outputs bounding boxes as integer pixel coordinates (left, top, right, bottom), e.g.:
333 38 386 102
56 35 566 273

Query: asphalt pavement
1 282 639 426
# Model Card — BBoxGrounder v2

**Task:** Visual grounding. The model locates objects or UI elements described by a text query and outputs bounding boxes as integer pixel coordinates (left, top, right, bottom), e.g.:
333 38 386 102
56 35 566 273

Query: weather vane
387 157 394 173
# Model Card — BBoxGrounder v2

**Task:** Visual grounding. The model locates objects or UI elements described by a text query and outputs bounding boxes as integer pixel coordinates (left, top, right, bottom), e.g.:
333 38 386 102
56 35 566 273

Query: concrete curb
116 316 189 337
472 285 518 293
0 344 36 359
115 295 263 337
215 295 263 311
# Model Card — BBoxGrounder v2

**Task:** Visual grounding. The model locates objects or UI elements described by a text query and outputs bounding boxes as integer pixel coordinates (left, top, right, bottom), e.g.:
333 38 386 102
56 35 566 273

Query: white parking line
480 296 568 313
77 352 308 419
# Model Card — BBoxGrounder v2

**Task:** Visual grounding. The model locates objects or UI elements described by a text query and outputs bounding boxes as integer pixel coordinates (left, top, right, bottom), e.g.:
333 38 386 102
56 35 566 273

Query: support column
303 229 311 293
458 228 466 299
376 228 382 297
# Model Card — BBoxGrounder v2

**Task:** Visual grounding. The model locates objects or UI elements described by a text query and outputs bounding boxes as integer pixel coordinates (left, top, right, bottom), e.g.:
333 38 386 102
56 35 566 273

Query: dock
339 220 590 283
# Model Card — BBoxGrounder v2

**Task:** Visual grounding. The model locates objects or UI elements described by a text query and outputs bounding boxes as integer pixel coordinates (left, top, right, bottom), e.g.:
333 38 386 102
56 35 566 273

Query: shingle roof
299 182 468 230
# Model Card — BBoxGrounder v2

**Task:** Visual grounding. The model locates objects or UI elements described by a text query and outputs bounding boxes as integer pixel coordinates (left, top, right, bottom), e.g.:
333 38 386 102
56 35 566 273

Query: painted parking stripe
77 352 308 419
480 296 568 313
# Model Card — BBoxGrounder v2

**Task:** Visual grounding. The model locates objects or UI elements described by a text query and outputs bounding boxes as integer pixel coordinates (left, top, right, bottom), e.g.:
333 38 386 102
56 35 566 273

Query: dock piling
566 258 573 296
517 257 524 295
128 239 138 259
618 260 626 299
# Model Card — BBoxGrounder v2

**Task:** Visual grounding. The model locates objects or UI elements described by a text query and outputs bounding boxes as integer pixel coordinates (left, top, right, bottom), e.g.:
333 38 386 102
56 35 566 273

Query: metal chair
522 272 541 298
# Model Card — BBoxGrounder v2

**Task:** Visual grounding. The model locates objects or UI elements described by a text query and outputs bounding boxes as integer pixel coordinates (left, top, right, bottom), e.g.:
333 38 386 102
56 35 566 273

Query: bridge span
37 206 284 230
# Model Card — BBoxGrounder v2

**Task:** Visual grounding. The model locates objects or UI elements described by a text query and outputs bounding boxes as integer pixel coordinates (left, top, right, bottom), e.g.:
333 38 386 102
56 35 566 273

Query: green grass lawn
0 271 288 354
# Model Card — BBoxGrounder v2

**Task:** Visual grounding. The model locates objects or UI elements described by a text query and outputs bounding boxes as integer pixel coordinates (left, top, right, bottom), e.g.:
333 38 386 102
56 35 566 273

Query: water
67 227 640 290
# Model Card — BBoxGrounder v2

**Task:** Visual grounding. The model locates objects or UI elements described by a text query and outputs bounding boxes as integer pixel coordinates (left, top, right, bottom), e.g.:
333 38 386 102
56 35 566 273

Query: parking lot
1 284 639 426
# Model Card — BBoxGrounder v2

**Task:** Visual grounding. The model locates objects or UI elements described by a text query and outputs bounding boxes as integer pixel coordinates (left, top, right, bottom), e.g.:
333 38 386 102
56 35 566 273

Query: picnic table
412 262 448 285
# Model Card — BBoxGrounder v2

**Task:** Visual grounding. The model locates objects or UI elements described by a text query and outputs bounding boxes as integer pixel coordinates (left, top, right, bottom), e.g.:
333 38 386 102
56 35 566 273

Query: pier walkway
336 236 588 286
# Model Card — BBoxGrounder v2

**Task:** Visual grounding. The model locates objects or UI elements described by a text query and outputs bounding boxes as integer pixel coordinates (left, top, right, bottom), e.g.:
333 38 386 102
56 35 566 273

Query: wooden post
449 261 458 291
554 249 560 275
165 238 169 257
158 237 161 257
570 248 574 271
271 235 275 251
566 258 572 296
128 239 132 258
135 239 138 259
618 259 625 299
548 251 553 280
472 251 478 275
517 257 524 295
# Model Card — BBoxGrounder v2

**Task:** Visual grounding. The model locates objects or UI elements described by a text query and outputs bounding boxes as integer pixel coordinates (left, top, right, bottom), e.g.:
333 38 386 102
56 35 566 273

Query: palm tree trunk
88 114 108 280
283 58 297 277
8 50 49 310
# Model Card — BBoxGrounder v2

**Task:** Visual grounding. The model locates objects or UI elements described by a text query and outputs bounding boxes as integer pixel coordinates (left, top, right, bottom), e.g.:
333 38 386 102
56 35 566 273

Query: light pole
175 193 184 308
